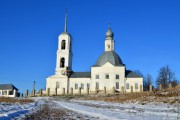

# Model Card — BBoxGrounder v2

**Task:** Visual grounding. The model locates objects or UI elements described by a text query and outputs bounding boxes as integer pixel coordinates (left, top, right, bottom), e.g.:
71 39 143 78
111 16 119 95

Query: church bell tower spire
55 10 72 76
64 9 68 32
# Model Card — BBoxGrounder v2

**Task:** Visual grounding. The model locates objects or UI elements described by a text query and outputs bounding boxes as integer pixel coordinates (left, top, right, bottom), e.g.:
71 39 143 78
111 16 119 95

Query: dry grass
0 97 34 103
81 90 180 104
80 85 180 104
175 85 180 89
82 93 152 102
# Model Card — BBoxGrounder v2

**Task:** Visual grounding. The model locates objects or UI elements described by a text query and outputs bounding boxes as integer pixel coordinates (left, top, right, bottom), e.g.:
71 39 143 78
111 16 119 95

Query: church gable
101 62 114 67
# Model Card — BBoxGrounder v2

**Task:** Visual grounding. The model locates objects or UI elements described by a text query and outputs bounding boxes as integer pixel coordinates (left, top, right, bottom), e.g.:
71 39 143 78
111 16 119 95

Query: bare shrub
0 97 34 103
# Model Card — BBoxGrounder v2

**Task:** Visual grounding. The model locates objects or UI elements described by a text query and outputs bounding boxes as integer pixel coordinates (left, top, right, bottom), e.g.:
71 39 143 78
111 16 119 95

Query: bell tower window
107 44 110 49
60 57 65 68
61 40 66 50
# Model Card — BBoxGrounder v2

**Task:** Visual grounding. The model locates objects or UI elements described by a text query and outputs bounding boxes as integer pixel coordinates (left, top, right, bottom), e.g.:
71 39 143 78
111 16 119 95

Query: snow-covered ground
0 97 179 120
0 97 45 120
54 99 179 120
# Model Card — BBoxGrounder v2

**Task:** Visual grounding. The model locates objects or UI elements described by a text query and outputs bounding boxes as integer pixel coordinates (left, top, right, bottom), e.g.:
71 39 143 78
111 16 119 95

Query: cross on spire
108 22 111 28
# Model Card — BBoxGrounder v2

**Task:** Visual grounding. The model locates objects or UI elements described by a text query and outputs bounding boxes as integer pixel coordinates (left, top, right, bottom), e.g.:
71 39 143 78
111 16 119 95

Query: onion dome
106 27 114 38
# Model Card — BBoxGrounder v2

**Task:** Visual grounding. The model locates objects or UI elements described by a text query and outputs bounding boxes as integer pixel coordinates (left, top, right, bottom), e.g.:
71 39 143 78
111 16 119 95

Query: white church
46 12 143 94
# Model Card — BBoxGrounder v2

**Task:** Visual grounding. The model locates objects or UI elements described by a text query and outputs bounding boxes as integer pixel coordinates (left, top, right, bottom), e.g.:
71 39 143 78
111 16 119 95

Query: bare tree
156 65 177 89
171 79 179 87
144 74 153 91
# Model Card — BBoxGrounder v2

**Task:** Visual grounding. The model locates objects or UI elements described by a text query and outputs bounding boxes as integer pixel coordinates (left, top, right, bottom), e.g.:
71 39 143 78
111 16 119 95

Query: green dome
96 51 123 66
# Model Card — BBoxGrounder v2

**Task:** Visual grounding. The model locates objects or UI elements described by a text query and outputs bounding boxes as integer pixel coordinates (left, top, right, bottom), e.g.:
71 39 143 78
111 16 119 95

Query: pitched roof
125 70 142 78
69 72 91 78
0 84 18 90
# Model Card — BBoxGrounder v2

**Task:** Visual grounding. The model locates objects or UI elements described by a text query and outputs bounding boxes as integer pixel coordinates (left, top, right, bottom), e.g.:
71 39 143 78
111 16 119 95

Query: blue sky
0 0 179 93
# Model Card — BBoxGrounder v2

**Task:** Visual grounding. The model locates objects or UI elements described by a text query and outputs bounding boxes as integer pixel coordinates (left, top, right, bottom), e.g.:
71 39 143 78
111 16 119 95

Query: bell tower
55 10 72 76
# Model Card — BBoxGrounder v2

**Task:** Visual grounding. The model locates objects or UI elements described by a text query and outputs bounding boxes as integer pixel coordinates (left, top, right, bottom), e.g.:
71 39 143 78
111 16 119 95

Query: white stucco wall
46 75 68 95
125 78 143 92
0 89 17 97
46 75 92 94
56 33 72 75
91 62 125 92
69 78 91 94
105 39 114 51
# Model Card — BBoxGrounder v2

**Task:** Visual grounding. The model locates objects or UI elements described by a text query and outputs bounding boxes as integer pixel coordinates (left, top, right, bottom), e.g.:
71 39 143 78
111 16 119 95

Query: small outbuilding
0 84 19 97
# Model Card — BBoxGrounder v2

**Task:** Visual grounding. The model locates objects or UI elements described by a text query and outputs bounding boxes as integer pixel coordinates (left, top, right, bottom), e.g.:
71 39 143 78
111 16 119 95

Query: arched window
56 82 60 89
60 58 65 68
135 83 138 89
61 40 66 50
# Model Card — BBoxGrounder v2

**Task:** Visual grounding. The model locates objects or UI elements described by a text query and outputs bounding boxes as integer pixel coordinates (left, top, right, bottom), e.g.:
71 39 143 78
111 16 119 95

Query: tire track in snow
54 100 128 120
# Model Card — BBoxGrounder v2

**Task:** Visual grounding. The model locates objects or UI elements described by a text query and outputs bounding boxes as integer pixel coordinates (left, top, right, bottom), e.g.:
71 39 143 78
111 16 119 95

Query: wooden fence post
121 86 124 94
32 89 35 97
159 84 162 91
78 87 81 95
87 88 89 95
95 87 97 94
104 87 106 94
131 86 133 94
112 86 115 94
40 89 42 96
25 90 28 97
55 88 57 96
70 87 73 96
149 85 152 92
169 83 172 89
62 88 65 96
47 88 50 96
140 85 142 92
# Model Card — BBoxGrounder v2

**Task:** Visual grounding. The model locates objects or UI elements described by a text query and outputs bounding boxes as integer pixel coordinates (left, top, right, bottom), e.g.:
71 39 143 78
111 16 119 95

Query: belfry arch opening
60 57 65 68
61 40 66 50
